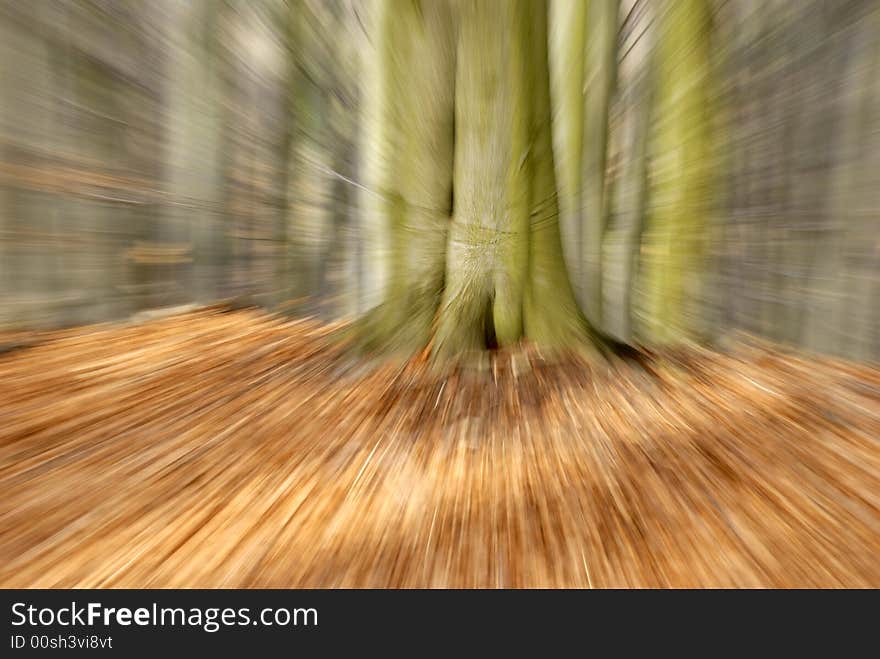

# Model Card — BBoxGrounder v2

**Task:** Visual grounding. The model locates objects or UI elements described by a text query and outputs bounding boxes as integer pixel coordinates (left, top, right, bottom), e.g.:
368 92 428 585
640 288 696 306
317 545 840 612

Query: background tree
636 0 713 343
550 0 620 329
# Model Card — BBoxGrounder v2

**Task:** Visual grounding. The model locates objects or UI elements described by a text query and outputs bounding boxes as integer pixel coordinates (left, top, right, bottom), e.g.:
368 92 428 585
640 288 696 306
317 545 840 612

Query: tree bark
359 0 594 359
354 0 455 354
637 0 712 344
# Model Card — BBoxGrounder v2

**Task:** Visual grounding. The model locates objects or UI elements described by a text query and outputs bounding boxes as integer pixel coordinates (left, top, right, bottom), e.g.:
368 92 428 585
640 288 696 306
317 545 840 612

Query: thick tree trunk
356 0 455 353
359 0 593 359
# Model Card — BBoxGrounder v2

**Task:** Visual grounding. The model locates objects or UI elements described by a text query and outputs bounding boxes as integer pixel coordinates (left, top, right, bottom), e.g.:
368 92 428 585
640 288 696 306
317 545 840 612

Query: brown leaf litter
0 307 878 587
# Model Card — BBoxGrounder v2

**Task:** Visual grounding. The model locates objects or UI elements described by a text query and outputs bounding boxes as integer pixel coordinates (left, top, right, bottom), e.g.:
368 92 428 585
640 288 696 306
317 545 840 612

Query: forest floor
0 306 878 587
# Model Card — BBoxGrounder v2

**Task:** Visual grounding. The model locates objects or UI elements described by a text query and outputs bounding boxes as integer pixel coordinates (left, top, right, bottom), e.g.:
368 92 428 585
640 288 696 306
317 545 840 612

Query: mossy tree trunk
580 0 620 328
549 0 619 329
637 0 713 344
356 0 456 353
359 0 594 359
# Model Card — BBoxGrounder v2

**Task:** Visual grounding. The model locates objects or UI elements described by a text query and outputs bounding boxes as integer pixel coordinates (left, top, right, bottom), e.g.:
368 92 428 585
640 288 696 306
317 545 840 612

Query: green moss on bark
639 0 713 344
358 0 598 360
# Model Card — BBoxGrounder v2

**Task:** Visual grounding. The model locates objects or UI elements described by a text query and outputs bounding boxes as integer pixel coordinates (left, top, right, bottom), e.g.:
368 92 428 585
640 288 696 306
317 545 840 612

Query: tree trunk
355 0 455 354
549 0 619 329
603 0 656 342
637 0 712 344
358 0 594 360
580 0 619 329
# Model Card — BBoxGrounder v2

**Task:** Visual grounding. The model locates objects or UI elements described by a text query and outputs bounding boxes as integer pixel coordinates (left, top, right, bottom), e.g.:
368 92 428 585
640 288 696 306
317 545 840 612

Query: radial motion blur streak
0 0 879 588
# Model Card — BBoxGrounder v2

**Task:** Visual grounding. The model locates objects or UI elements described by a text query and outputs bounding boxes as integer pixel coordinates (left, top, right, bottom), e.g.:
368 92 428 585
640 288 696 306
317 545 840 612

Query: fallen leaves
0 308 878 587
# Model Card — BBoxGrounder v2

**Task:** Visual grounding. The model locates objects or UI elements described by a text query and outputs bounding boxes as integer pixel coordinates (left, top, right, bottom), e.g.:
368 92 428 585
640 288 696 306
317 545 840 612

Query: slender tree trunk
549 0 587 292
580 0 619 328
638 0 712 344
603 25 654 342
549 0 619 329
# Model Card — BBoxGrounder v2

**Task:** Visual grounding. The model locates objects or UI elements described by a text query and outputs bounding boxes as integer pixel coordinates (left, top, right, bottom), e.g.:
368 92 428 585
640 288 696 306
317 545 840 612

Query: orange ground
1 308 878 587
